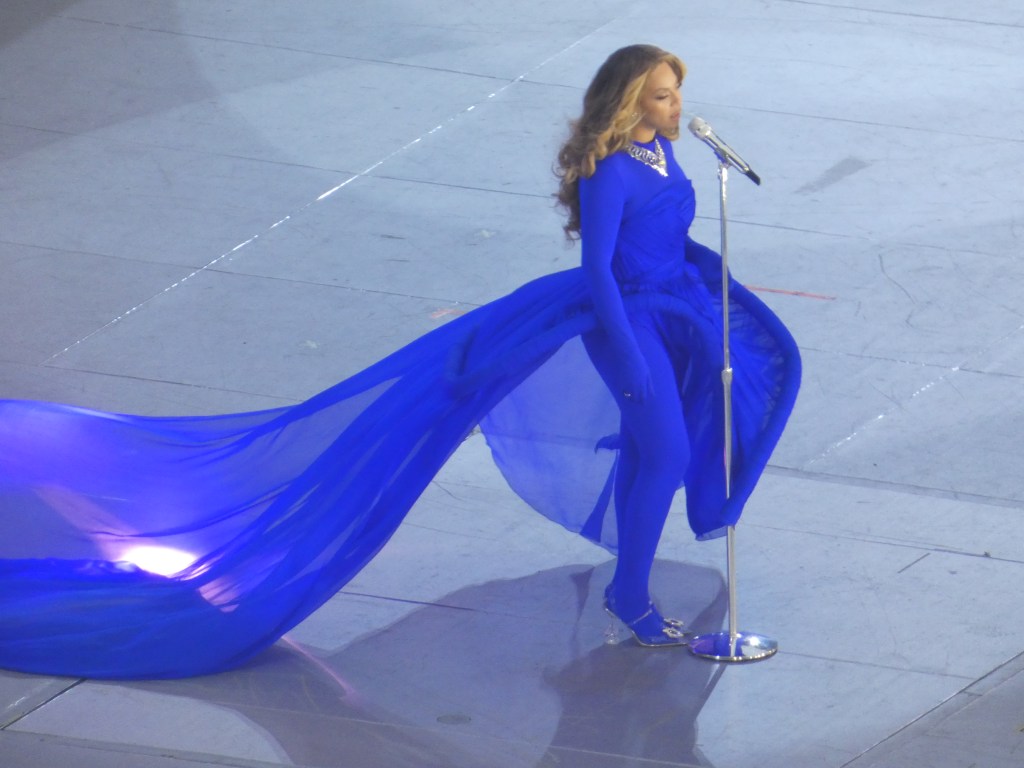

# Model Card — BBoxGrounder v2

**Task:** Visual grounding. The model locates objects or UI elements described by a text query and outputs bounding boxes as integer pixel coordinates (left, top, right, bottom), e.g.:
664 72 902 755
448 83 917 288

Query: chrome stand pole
689 160 777 663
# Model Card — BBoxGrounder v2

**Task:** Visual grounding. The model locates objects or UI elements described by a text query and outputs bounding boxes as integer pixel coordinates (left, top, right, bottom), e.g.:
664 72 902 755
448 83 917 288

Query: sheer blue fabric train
0 241 799 680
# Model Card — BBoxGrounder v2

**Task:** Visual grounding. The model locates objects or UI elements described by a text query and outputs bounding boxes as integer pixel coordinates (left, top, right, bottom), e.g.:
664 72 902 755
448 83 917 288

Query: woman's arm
580 163 653 401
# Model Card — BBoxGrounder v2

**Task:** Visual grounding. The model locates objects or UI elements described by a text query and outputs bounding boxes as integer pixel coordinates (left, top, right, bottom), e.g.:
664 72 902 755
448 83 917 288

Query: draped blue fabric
0 142 799 679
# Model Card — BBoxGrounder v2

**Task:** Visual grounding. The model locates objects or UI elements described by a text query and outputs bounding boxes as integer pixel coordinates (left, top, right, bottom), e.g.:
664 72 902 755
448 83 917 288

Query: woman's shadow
538 563 727 767
137 560 728 768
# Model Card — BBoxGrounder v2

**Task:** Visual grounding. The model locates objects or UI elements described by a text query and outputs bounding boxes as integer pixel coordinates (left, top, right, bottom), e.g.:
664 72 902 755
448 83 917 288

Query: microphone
687 116 761 186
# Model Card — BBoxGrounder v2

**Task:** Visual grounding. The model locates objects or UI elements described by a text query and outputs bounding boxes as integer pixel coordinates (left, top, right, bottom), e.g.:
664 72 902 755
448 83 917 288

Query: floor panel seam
58 15 514 83
2 678 84 730
836 653 1024 767
776 0 1024 29
766 464 1024 511
1 728 282 768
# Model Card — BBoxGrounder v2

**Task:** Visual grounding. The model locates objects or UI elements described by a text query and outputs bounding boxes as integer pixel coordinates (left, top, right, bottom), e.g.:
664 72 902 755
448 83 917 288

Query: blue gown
0 140 800 679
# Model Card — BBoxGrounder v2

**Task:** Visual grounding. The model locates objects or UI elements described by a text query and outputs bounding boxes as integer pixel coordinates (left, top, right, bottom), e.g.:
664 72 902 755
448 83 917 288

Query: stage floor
2 1 1023 766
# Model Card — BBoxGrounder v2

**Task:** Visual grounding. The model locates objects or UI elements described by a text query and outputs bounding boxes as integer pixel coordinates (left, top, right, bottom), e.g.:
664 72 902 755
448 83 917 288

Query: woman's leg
584 322 690 627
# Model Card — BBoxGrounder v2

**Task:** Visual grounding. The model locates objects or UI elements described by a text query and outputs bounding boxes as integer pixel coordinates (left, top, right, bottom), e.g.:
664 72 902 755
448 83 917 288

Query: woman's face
633 61 682 141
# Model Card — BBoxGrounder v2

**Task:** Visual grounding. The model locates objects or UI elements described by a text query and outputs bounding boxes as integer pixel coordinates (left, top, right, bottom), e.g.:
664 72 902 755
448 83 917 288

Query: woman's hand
617 346 654 404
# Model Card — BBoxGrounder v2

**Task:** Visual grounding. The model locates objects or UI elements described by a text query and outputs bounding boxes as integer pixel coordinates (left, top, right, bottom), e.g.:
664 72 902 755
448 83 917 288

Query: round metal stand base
688 631 778 663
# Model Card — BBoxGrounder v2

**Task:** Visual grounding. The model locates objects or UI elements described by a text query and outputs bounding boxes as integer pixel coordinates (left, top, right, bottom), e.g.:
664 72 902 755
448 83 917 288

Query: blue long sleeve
579 161 653 399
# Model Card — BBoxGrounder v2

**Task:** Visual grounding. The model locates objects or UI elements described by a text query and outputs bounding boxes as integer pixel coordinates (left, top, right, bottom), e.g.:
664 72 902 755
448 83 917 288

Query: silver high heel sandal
603 589 690 647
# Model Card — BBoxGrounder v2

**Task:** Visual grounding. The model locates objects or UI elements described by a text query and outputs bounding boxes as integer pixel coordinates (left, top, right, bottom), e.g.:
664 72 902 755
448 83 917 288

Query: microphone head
688 116 711 139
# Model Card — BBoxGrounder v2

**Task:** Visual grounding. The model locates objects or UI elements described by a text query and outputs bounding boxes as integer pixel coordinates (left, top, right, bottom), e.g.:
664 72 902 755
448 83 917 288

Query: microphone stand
688 158 778 663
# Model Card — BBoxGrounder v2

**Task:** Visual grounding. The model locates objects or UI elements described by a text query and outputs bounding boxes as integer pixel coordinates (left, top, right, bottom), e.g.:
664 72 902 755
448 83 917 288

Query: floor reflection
537 566 727 766
129 559 727 767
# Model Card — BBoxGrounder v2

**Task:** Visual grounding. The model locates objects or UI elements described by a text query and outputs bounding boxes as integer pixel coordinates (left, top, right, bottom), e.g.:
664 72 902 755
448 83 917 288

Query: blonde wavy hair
555 45 686 238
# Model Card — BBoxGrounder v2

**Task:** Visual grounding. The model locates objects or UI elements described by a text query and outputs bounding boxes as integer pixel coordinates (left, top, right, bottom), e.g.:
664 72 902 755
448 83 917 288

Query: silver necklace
624 138 667 177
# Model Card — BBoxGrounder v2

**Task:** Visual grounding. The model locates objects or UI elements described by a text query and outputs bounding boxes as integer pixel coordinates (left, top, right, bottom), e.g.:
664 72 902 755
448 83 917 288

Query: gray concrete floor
2 1 1023 766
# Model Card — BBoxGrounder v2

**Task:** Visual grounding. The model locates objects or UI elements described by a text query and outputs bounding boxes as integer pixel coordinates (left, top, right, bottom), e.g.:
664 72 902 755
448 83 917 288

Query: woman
561 45 702 645
546 44 799 645
0 45 799 678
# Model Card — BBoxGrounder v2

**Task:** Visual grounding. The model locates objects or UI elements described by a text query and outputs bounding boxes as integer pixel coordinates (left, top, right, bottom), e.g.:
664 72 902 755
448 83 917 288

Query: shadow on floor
127 560 729 767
